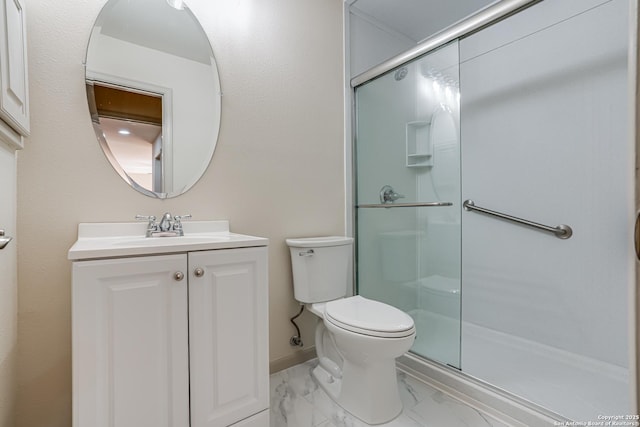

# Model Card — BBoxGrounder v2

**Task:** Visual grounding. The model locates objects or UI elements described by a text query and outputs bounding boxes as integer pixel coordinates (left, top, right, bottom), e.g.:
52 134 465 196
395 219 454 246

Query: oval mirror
85 0 221 198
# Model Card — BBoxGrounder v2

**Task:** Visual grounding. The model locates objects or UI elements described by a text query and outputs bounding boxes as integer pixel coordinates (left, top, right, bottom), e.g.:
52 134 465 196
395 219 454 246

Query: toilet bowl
286 237 416 425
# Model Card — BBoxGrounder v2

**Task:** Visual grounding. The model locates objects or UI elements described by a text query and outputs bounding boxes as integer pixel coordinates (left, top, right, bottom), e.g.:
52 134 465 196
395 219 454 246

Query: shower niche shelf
406 121 433 168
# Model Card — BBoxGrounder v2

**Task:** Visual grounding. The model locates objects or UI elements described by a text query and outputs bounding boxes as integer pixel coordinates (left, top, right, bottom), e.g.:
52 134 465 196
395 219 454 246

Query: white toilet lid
324 296 415 338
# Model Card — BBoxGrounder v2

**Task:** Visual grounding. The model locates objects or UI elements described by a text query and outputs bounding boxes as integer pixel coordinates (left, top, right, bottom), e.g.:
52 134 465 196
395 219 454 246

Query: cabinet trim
0 0 30 137
0 116 21 150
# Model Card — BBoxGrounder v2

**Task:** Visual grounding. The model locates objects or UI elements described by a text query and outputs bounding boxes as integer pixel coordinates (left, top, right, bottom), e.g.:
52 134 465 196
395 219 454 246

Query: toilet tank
285 236 353 303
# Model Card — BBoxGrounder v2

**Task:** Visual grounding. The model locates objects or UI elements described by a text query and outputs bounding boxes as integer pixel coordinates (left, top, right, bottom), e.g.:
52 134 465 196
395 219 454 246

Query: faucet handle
135 214 157 224
136 215 158 237
173 214 192 235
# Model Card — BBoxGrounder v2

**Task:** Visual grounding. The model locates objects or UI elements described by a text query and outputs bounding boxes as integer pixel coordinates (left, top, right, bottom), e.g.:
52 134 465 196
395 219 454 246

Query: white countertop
68 221 268 260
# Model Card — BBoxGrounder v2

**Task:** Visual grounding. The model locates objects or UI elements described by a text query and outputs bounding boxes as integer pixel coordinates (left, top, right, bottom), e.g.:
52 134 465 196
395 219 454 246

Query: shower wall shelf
406 121 433 167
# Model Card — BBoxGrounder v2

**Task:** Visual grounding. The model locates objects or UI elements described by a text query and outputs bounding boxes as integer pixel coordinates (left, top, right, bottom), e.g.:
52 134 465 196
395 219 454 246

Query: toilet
286 236 416 425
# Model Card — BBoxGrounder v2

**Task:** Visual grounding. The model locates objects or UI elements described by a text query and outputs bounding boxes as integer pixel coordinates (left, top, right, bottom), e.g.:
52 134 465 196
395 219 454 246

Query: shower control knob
194 267 205 278
174 271 184 281
379 185 405 204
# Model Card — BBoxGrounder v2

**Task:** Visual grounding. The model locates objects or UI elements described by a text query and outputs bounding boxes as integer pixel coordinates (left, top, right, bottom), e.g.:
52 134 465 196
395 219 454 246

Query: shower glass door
354 41 461 368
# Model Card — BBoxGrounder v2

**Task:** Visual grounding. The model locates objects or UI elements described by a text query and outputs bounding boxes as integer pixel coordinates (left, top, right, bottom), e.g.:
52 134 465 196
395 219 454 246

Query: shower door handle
635 212 640 261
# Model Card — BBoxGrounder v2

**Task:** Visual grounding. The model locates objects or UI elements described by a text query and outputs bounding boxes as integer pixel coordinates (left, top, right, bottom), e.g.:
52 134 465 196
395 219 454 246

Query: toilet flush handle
299 249 314 257
0 230 12 250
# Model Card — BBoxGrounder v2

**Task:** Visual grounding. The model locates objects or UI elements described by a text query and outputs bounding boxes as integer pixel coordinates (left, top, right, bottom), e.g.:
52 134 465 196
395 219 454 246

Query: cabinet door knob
174 271 185 281
194 267 204 277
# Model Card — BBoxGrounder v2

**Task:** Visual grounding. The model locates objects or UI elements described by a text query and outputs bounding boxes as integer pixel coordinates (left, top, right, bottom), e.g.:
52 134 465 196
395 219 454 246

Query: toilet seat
324 296 415 338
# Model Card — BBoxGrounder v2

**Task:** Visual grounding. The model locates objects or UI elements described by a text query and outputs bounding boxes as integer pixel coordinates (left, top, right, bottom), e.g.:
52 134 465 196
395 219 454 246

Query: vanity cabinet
0 0 29 139
72 246 269 427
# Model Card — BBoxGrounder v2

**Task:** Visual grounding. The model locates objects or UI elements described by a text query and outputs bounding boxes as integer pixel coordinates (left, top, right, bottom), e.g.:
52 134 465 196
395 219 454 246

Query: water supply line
289 305 304 347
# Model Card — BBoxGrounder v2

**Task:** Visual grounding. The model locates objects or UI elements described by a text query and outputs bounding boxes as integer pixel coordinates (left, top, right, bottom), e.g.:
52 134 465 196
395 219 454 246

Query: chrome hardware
136 215 158 237
633 212 640 260
159 212 173 232
289 336 303 346
463 200 573 240
358 201 453 208
135 215 156 221
298 249 315 257
379 185 405 204
194 267 205 277
351 0 539 88
173 214 192 234
0 230 12 250
289 305 305 347
174 271 184 281
136 213 192 237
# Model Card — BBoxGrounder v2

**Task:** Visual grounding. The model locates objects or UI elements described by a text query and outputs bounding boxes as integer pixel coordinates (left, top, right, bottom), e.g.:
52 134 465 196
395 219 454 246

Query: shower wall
351 0 634 422
460 0 631 419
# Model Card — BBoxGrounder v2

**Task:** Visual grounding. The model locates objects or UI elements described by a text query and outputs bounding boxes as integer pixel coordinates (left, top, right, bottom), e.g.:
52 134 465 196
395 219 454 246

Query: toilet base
312 360 403 425
312 364 342 402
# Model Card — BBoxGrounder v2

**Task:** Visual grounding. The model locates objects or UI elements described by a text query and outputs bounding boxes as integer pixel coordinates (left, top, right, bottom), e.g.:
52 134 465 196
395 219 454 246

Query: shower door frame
343 0 639 422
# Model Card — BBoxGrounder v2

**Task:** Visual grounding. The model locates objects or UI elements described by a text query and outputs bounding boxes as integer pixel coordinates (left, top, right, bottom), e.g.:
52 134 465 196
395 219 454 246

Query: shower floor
462 322 629 422
409 309 629 421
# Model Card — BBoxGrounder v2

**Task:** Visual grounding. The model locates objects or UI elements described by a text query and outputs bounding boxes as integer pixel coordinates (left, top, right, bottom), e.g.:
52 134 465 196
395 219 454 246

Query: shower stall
352 0 635 422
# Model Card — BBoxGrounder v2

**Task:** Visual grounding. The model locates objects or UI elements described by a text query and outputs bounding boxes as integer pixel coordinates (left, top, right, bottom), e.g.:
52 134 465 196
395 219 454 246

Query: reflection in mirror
85 0 221 198
88 83 163 192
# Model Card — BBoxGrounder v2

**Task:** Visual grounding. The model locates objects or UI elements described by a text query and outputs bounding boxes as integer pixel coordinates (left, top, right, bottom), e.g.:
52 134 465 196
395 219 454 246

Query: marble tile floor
270 359 511 427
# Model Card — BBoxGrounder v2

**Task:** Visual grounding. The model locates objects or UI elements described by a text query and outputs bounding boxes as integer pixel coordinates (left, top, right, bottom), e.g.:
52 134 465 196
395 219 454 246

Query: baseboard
270 347 317 374
397 353 567 427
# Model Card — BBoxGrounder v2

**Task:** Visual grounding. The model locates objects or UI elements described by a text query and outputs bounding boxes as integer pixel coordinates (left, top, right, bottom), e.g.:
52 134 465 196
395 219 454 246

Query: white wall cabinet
72 246 269 427
0 0 29 138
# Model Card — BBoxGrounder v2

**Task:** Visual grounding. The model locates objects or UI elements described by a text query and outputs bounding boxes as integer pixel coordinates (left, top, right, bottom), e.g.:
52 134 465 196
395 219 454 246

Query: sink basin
68 220 268 260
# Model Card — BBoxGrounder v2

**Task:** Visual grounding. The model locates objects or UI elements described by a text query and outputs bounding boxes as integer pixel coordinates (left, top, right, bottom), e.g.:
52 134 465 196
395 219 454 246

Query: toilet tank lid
286 236 353 248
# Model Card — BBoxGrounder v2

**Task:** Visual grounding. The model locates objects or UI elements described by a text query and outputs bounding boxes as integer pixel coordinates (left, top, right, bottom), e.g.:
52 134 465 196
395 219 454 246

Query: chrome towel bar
357 202 453 208
463 200 572 239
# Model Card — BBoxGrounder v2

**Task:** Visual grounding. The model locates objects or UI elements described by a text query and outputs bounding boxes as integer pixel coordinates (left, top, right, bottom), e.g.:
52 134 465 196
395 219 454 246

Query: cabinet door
72 255 189 427
189 247 269 427
0 0 29 136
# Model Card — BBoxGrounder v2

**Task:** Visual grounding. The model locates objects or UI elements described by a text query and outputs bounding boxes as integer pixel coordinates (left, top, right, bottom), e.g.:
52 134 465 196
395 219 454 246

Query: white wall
17 1 344 426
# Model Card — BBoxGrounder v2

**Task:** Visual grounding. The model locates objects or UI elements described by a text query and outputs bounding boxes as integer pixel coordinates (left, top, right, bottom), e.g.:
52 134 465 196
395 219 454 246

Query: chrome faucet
136 213 192 237
159 212 173 232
